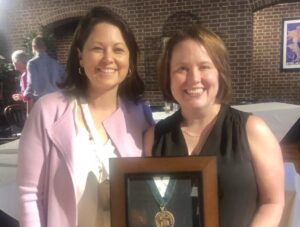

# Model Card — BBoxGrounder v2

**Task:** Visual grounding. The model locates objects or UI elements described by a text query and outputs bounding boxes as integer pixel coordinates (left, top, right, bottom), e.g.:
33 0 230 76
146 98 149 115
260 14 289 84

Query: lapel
47 104 76 175
103 99 142 157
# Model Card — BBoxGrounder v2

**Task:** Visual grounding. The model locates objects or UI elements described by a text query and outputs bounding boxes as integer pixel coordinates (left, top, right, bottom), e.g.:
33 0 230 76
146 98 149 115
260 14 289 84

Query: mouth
184 88 205 97
97 68 117 73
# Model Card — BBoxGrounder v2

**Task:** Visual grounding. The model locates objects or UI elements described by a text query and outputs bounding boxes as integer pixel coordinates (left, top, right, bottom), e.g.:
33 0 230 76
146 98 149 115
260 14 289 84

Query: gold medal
155 207 175 227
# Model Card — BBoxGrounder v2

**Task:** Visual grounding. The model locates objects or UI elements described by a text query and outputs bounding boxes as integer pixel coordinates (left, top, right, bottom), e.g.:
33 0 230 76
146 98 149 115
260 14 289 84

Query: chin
183 100 212 109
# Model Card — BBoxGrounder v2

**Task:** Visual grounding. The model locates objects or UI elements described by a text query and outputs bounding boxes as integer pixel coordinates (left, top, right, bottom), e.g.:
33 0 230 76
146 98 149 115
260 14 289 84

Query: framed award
109 156 218 227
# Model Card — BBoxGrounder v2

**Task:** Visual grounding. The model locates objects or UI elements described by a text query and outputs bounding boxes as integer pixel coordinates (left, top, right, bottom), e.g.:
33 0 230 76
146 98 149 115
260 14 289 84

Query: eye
92 46 103 52
199 64 211 71
176 66 188 73
114 47 125 53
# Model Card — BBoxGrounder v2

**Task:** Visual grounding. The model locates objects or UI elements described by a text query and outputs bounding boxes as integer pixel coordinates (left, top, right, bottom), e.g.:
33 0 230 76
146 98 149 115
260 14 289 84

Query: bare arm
143 126 155 157
246 115 284 227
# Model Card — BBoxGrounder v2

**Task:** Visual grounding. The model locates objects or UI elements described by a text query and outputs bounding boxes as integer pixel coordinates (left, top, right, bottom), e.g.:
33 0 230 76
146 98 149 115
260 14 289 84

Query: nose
187 67 201 84
102 49 114 64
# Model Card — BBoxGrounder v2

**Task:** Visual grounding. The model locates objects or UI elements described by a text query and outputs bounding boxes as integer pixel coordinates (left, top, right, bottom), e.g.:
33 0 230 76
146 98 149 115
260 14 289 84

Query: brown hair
61 6 144 101
159 24 232 104
32 36 46 51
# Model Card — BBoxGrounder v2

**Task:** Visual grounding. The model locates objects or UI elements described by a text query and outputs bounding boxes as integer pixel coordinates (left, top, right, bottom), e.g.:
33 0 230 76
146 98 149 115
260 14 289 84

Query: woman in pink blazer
17 6 153 227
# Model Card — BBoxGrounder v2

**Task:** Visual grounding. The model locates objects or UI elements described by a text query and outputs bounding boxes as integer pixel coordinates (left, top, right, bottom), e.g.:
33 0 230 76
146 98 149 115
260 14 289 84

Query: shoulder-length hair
159 24 232 104
61 6 144 101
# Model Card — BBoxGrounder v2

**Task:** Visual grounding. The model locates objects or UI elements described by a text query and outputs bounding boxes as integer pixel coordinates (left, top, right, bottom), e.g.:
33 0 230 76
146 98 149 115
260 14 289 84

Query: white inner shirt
73 101 117 227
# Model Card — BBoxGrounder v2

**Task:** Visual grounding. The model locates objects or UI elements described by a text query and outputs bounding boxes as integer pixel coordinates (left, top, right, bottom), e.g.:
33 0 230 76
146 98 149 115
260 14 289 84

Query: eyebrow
172 60 212 65
90 41 126 45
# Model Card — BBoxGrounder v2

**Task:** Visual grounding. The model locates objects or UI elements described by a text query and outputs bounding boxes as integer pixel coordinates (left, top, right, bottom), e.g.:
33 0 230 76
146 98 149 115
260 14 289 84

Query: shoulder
246 115 274 140
226 105 251 120
37 91 72 106
155 111 181 135
218 105 252 129
119 98 142 115
245 115 280 159
27 56 38 66
22 91 75 140
120 98 155 126
31 91 74 120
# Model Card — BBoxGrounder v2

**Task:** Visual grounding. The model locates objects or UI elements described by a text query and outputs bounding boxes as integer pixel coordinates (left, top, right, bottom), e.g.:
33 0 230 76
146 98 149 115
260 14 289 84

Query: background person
11 50 32 116
11 50 28 102
144 24 284 227
18 6 153 227
24 36 65 102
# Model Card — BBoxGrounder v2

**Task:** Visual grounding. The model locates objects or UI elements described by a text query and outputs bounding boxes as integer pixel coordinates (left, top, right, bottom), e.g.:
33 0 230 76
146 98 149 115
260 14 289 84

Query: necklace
181 128 200 138
79 98 116 182
148 177 176 227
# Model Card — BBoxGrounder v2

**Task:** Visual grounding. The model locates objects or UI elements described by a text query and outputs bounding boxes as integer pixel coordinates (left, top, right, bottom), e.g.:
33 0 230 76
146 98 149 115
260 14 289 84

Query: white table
0 139 19 219
232 102 300 142
152 110 175 122
153 102 300 142
0 139 299 225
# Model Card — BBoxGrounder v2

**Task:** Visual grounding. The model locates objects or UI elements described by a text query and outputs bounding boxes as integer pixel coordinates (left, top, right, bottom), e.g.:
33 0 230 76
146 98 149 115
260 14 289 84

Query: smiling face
170 39 219 111
78 22 130 95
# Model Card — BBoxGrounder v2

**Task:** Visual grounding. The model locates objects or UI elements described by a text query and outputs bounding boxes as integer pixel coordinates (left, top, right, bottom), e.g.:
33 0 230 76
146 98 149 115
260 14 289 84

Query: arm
246 115 284 227
21 72 29 102
143 126 155 157
24 61 35 98
17 102 48 227
141 102 155 126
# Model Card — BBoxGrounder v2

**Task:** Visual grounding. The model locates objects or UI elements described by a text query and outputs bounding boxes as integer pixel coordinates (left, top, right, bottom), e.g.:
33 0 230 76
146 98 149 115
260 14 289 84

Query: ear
77 48 83 67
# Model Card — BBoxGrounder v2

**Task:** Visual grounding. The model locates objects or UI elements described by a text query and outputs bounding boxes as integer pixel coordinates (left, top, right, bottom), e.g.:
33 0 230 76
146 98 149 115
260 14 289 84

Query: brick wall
1 0 300 105
253 2 300 104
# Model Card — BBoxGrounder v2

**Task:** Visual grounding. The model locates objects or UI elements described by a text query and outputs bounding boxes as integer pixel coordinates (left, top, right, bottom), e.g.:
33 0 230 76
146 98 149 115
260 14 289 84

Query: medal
148 177 177 227
155 207 175 227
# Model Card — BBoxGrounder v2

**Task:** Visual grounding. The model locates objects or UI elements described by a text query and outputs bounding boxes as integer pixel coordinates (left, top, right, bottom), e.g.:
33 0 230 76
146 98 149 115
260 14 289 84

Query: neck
85 88 119 113
181 104 221 128
180 104 221 155
34 50 45 56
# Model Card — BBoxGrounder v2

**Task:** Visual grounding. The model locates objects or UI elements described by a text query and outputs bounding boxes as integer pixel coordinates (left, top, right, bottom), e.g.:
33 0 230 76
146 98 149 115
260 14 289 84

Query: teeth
99 68 116 73
185 88 204 95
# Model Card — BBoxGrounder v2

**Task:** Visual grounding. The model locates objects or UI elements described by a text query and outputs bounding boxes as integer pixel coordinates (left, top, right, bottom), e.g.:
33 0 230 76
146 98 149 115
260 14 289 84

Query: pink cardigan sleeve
17 99 50 227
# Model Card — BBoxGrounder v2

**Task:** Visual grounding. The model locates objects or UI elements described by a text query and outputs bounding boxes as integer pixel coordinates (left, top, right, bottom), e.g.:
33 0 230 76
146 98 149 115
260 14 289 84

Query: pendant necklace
79 98 115 181
148 177 176 227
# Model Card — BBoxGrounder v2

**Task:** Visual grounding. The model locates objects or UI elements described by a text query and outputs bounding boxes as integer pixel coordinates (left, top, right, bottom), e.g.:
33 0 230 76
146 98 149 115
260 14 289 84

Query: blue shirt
25 52 65 99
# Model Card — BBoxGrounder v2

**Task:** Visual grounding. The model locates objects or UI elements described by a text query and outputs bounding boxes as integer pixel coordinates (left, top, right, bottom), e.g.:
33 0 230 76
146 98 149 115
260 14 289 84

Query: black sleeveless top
153 105 258 227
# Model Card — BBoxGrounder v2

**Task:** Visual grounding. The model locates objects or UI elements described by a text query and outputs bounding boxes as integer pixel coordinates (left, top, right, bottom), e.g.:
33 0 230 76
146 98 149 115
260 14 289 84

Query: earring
127 68 132 77
78 67 83 75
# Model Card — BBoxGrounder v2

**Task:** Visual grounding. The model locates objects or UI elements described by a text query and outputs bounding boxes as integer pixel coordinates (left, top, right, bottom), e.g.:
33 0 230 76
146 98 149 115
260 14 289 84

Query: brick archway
249 0 300 11
38 6 127 64
40 6 127 27
41 9 87 27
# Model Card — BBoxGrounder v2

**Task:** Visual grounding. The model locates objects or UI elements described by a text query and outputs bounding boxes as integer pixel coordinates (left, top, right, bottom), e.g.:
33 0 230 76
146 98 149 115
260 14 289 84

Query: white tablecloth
153 102 300 142
0 139 19 219
152 110 174 122
232 102 300 141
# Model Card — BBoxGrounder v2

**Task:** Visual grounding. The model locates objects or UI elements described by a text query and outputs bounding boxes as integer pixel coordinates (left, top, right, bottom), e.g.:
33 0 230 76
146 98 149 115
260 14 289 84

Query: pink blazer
17 91 153 227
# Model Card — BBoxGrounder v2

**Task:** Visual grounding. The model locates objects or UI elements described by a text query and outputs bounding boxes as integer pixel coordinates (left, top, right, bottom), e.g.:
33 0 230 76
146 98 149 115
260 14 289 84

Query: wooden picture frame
281 18 300 71
109 156 219 227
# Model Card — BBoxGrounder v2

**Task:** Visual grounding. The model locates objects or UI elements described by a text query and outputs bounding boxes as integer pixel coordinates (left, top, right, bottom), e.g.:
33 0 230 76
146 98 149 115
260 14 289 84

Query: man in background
24 36 65 102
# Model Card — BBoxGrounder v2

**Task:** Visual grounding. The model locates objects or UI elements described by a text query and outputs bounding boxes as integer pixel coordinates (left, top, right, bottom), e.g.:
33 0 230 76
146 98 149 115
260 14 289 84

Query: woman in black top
144 24 284 227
